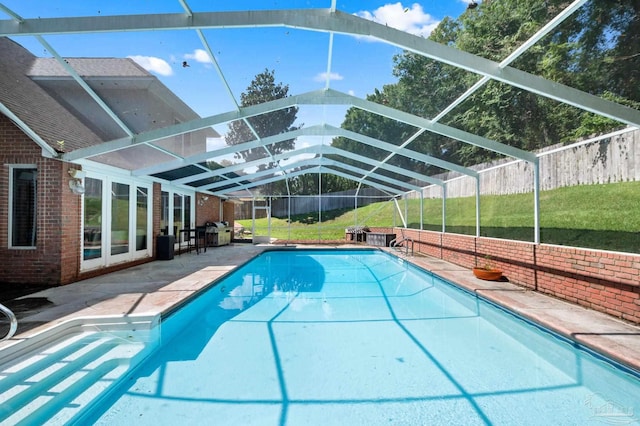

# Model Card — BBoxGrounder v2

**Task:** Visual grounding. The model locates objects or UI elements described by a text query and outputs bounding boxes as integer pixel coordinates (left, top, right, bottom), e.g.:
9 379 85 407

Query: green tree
390 0 604 165
564 0 640 101
226 69 300 171
336 0 639 168
286 169 356 195
332 86 443 182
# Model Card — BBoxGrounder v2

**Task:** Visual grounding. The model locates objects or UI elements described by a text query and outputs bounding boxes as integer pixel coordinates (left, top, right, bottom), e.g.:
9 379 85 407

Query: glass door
83 177 103 263
136 187 148 251
82 175 152 270
110 182 130 257
252 204 271 244
173 193 193 249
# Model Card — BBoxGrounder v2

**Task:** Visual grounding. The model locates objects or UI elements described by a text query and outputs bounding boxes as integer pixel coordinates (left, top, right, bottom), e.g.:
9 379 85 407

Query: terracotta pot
472 267 503 281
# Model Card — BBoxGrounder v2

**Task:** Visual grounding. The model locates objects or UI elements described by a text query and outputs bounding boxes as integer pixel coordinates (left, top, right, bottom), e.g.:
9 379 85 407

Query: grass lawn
237 181 640 253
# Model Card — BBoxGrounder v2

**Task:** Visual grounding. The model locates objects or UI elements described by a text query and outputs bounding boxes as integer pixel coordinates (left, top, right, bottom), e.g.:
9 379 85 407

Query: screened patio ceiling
1 0 640 242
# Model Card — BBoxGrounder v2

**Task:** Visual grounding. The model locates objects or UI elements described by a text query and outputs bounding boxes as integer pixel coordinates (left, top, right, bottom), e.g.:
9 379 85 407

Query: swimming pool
6 249 640 425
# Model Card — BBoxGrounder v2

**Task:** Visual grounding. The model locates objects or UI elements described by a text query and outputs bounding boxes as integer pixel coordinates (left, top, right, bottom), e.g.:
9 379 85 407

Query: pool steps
0 314 159 425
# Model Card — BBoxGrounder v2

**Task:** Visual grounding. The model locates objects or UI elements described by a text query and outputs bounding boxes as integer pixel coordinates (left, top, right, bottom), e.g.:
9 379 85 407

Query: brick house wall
59 162 82 284
1 117 231 287
222 201 235 228
375 227 640 325
152 182 162 257
195 193 222 225
0 114 69 286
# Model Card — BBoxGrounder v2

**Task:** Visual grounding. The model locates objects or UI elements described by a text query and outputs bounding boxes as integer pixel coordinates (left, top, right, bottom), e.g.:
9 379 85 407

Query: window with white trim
9 166 37 248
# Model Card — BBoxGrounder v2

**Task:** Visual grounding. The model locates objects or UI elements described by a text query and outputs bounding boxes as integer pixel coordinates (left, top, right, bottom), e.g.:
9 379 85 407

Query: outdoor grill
205 221 231 247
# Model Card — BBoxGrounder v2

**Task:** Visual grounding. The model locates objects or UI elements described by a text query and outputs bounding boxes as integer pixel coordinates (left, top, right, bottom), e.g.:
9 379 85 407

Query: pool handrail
390 236 414 256
0 302 17 341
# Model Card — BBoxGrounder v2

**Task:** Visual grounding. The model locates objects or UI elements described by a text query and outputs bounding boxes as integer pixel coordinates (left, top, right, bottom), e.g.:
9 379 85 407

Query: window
136 187 148 251
111 182 130 255
161 191 170 235
83 177 103 260
10 166 37 248
173 193 184 232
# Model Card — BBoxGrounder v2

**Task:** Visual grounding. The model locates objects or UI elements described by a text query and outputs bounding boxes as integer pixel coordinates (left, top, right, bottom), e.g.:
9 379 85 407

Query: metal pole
476 176 481 237
318 171 322 241
442 184 447 233
393 197 407 228
533 159 541 244
251 197 255 240
355 184 361 227
267 197 272 241
404 195 408 228
288 194 291 242
420 191 424 230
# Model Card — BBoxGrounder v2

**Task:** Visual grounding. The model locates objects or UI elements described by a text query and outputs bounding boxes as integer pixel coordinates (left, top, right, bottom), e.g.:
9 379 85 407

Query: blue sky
2 1 473 113
1 1 474 163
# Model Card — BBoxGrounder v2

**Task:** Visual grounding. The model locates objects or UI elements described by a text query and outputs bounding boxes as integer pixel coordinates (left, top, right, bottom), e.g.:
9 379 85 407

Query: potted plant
472 255 503 281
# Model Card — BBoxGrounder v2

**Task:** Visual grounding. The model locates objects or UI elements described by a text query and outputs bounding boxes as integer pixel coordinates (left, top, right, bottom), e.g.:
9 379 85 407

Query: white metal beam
211 165 402 197
172 145 320 185
200 152 420 194
35 36 134 138
328 124 478 177
172 143 440 196
204 157 320 191
3 8 639 127
0 100 58 157
321 158 424 192
132 123 450 192
322 145 443 186
328 91 538 162
132 120 471 182
68 88 492 183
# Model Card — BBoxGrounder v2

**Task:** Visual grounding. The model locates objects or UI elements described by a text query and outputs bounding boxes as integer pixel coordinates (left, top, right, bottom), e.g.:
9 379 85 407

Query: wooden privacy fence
415 127 640 199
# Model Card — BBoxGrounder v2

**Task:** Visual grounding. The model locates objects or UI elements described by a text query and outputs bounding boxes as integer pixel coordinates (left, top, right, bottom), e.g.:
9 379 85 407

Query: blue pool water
76 249 639 425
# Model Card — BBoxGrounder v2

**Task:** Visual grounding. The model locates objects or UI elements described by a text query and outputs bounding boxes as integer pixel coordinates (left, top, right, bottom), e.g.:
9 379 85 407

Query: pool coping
1 244 639 375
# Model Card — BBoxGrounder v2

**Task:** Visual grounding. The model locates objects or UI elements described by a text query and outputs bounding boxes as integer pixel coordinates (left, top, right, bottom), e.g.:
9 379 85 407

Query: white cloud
348 89 356 96
355 2 440 38
313 71 344 82
128 55 173 76
184 49 212 64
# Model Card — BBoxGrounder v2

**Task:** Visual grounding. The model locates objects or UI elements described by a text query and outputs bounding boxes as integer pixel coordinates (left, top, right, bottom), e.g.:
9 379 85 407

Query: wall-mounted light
69 179 85 194
68 168 86 179
198 195 209 206
68 168 86 194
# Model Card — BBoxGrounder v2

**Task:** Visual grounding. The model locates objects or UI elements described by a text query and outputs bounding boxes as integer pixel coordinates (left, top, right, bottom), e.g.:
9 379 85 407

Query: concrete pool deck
1 243 639 374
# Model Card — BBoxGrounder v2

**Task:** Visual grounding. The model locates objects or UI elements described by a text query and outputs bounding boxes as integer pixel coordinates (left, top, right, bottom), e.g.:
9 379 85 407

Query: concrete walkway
1 243 639 374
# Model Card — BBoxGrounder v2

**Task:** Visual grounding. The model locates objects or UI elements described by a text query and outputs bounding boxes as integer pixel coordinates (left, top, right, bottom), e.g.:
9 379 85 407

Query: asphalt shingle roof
0 37 103 152
28 57 151 78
